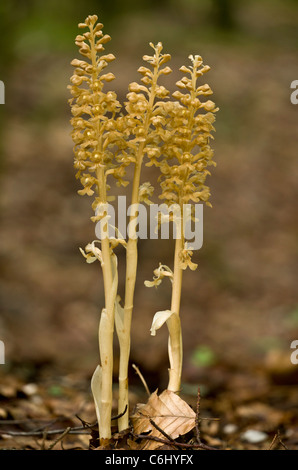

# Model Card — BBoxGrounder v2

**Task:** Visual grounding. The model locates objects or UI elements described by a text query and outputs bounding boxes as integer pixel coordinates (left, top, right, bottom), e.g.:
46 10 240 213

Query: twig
268 430 289 451
0 417 68 427
75 414 94 429
132 431 218 450
47 427 71 450
195 386 201 444
74 406 127 431
31 418 65 434
40 430 48 450
278 439 289 450
112 405 128 421
0 419 53 425
0 428 89 437
149 418 179 449
0 406 128 439
132 364 150 396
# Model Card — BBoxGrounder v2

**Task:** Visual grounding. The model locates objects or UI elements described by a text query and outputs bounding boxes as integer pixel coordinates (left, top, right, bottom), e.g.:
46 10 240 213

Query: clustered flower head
69 17 217 228
68 14 126 217
121 41 173 170
159 54 218 208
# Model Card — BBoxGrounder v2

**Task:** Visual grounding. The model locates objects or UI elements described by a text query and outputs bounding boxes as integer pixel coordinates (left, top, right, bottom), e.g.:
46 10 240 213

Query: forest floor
0 358 297 450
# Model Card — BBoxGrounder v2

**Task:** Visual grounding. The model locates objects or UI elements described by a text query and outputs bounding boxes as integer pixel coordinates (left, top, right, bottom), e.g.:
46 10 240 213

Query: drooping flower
145 263 174 288
80 240 103 264
179 243 198 271
139 182 154 205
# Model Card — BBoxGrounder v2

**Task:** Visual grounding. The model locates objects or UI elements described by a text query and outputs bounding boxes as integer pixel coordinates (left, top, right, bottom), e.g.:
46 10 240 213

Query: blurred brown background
0 0 298 392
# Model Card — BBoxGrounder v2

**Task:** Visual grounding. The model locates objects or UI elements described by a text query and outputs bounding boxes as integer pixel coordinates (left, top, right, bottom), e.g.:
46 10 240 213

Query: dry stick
0 417 74 431
152 420 214 450
1 428 89 437
47 427 71 450
117 57 160 432
278 438 289 451
195 386 201 444
0 418 63 427
2 421 217 450
132 431 218 451
149 418 179 449
268 430 289 451
132 363 151 397
268 433 279 451
40 430 48 450
0 406 89 433
0 408 128 439
75 414 93 429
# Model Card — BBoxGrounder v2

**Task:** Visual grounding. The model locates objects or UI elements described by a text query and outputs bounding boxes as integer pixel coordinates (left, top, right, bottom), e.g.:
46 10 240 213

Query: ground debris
0 364 297 450
131 389 196 450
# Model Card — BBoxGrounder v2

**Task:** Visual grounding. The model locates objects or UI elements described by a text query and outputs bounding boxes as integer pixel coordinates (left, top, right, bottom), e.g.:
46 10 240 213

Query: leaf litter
0 362 297 450
131 389 196 450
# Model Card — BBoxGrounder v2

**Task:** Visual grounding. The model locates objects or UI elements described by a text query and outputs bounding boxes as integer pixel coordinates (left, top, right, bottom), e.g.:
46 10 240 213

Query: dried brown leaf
131 389 196 450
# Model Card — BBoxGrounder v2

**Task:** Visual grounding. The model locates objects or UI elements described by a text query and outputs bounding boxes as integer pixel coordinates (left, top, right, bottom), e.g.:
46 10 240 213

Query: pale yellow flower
145 263 173 288
79 240 103 264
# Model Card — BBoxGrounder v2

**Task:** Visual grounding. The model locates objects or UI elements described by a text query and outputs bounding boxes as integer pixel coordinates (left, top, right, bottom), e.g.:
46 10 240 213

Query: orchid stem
167 233 183 393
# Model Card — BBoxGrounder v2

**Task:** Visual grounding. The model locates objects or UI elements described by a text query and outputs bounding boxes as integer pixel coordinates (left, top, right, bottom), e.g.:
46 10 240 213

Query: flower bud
101 73 115 82
160 66 172 75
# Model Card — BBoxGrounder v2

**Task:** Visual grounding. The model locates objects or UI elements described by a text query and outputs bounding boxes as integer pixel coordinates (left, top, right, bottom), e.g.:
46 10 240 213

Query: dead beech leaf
131 389 196 450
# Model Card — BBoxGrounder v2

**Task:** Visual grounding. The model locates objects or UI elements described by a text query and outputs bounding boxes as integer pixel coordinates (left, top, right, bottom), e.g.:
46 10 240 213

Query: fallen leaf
131 389 196 450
